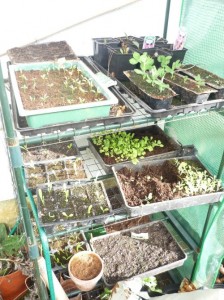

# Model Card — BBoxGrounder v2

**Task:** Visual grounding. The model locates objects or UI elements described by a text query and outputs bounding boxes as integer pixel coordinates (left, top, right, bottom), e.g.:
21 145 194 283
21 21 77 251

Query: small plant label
142 36 156 49
173 27 187 50
131 232 149 240
95 72 117 88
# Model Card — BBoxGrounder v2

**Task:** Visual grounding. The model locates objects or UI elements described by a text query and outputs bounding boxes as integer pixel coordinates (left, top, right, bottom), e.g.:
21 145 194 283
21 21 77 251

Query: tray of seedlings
46 230 91 273
36 180 113 227
90 220 187 286
8 58 136 137
88 125 182 174
21 137 89 189
88 56 224 117
112 155 223 217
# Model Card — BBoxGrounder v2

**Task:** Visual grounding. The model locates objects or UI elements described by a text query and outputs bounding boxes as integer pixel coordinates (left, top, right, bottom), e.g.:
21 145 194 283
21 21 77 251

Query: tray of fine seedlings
36 181 113 227
88 125 182 174
90 220 187 286
21 138 89 189
112 155 223 217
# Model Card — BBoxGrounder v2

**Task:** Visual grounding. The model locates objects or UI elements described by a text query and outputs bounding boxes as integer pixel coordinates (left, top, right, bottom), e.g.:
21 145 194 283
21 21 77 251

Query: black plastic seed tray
89 56 224 117
36 180 113 227
8 60 136 137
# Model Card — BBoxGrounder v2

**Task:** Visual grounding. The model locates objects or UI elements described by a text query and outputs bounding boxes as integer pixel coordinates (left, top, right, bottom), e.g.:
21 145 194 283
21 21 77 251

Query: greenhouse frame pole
163 0 171 39
0 64 50 300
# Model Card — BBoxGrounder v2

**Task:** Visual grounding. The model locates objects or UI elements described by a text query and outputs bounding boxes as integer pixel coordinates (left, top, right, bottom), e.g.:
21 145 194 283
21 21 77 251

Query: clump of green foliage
129 52 181 92
174 160 222 196
92 131 164 164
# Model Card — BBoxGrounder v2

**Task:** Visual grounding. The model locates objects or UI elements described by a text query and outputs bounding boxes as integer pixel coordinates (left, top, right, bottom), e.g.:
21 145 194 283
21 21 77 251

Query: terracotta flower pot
0 269 28 300
68 251 103 292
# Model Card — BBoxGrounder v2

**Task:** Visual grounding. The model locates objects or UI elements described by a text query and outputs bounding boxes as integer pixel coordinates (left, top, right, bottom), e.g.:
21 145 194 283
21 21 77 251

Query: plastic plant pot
124 70 176 110
93 37 120 69
9 60 118 128
157 43 187 65
180 64 224 100
107 46 136 81
68 251 103 291
164 73 217 104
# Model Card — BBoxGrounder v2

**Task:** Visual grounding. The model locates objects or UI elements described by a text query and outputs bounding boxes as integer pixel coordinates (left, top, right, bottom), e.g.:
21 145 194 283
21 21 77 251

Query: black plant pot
155 36 168 46
107 47 135 81
180 64 224 100
142 93 173 110
157 43 188 65
124 70 176 110
93 37 120 69
131 45 172 69
164 73 217 104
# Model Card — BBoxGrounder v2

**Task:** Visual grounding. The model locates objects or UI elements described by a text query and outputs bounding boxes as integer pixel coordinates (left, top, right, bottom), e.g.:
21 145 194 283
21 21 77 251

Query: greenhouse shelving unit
1 0 224 297
1 53 224 299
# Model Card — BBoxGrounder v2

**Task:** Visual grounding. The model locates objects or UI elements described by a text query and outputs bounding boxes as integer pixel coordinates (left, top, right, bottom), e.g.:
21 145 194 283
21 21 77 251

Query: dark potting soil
38 182 110 225
124 70 175 100
7 41 76 64
105 216 150 233
165 73 215 94
92 126 178 165
22 140 79 162
116 160 182 207
181 65 224 88
25 159 87 188
92 222 185 284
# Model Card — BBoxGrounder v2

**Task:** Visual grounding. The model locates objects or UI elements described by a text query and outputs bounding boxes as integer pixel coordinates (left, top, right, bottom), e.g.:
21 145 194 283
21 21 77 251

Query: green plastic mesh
192 198 224 288
180 0 224 77
165 111 224 180
165 111 224 286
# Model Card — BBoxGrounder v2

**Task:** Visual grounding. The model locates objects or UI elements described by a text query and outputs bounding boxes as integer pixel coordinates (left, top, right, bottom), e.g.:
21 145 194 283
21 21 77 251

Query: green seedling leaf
87 205 93 215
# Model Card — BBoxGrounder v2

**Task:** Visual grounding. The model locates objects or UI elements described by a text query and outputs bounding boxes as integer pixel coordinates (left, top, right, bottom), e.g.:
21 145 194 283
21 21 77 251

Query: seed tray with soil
112 156 223 217
105 215 150 233
180 64 224 99
164 73 217 104
89 125 182 174
7 41 77 64
124 70 177 110
22 138 80 164
91 221 186 286
24 158 88 189
37 181 112 226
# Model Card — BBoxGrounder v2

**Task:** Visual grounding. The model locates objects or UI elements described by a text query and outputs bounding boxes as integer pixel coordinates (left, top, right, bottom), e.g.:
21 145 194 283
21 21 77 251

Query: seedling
38 189 45 206
144 193 153 203
142 276 162 294
100 206 109 213
120 42 129 54
194 74 205 88
100 287 112 300
67 143 73 150
173 160 222 196
87 204 93 215
92 131 163 164
129 52 181 92
61 212 74 219
183 76 189 83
